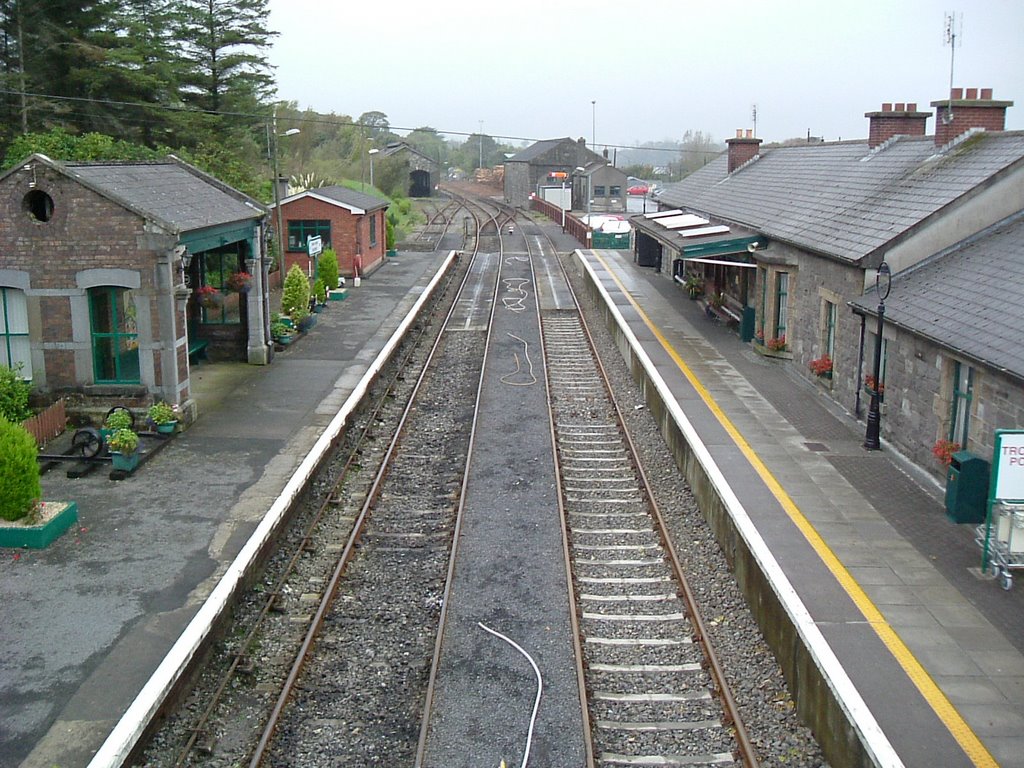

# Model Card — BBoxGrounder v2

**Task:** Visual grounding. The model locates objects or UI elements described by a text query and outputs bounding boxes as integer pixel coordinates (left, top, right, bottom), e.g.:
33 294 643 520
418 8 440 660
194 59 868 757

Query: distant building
381 142 438 197
503 137 604 208
574 161 629 214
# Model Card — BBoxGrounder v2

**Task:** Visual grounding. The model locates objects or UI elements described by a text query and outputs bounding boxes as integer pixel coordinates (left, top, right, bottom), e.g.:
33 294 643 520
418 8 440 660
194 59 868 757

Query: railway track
137 193 821 768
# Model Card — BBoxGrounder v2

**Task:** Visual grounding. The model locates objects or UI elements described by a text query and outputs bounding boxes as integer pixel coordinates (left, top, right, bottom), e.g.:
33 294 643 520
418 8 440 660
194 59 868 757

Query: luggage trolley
978 501 1024 590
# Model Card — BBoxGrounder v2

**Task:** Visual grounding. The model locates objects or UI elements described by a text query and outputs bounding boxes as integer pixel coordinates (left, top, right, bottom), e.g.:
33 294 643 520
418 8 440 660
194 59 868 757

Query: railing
530 196 592 248
22 399 66 447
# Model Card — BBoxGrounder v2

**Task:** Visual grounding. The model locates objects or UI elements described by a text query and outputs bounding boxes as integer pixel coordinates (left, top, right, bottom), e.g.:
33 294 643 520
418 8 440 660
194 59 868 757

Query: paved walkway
579 246 1024 767
1 251 449 768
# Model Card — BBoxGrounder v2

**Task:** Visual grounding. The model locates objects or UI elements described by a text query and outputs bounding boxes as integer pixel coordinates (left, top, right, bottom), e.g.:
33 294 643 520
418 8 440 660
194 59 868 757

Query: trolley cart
977 501 1024 590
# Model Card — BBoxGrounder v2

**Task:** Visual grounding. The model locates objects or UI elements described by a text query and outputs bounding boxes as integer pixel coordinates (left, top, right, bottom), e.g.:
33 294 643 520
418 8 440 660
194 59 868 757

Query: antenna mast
751 104 758 137
943 12 962 124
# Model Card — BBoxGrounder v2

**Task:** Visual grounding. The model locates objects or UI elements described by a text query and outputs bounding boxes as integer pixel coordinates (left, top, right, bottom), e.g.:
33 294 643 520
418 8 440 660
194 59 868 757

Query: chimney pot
981 88 993 100
735 129 743 138
951 87 963 100
745 128 753 138
907 103 917 112
965 87 978 100
894 102 905 112
882 102 892 112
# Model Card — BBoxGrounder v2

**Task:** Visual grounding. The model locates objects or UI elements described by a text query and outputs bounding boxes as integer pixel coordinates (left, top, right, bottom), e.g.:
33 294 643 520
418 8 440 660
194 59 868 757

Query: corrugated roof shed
656 132 1024 264
851 211 1024 380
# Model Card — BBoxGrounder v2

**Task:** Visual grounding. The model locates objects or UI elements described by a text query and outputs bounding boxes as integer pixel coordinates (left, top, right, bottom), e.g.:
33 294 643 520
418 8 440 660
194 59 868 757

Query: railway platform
1 249 451 768
574 247 1024 767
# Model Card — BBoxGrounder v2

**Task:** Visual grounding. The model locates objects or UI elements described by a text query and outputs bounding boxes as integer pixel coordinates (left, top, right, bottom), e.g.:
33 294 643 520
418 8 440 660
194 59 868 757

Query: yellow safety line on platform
591 252 996 767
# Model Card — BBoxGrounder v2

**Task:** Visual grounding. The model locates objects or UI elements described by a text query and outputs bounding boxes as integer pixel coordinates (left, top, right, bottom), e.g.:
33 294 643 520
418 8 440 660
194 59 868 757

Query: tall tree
175 0 276 118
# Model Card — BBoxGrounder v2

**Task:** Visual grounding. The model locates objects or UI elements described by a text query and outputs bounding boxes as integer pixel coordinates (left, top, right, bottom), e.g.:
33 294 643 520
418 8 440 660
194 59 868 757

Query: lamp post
271 115 300 266
591 99 596 148
368 148 379 189
863 261 892 450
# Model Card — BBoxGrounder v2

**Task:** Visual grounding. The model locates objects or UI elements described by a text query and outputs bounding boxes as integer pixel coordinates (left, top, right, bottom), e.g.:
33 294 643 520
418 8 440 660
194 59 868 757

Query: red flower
809 355 833 375
932 439 961 465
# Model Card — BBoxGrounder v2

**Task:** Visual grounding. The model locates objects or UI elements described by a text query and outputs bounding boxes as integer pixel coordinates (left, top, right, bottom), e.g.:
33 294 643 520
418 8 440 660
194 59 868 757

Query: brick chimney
864 102 930 148
931 87 1014 147
726 129 762 173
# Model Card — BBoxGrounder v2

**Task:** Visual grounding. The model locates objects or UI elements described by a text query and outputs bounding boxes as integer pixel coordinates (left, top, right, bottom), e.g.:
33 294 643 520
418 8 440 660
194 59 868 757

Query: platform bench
188 339 209 363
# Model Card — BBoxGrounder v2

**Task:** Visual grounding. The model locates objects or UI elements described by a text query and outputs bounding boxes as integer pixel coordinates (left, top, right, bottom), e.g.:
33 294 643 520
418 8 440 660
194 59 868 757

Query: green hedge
0 417 41 521
0 365 32 423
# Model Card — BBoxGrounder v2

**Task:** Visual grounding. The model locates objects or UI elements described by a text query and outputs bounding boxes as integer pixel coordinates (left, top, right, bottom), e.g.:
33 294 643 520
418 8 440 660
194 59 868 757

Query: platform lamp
368 148 379 189
863 261 892 451
271 119 300 265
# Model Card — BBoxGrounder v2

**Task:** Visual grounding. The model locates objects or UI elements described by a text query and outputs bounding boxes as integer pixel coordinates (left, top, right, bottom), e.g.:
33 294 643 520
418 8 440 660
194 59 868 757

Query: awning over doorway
630 211 762 262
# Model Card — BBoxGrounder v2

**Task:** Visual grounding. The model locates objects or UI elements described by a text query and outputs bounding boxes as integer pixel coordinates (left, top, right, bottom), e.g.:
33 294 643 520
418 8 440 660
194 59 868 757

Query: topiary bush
281 263 311 317
0 417 41 522
313 277 326 304
0 365 32 423
317 248 340 291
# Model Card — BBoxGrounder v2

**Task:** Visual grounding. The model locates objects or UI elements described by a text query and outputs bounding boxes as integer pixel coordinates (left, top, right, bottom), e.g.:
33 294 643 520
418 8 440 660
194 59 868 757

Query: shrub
313 278 327 304
148 402 177 425
0 417 41 521
281 263 311 317
104 408 133 430
385 217 396 250
317 248 340 291
107 428 138 454
0 365 32 423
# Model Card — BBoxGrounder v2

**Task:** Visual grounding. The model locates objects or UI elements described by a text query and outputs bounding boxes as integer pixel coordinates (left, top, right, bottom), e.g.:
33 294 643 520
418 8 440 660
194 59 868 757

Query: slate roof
656 131 1024 264
850 211 1024 380
277 185 389 213
62 157 265 233
381 142 436 165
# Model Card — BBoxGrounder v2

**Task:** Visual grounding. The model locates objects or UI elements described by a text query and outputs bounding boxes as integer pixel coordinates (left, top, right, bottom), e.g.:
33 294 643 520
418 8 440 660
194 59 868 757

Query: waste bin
740 306 756 342
945 450 990 524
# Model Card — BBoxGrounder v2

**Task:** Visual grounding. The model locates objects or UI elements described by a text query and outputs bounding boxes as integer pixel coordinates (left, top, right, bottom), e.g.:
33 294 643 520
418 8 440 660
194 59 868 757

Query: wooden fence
22 399 66 447
530 196 592 248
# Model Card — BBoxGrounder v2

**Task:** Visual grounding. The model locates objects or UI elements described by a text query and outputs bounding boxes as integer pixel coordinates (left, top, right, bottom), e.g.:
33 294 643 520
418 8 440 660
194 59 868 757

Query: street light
863 261 892 450
368 148 379 189
591 99 596 149
271 116 300 265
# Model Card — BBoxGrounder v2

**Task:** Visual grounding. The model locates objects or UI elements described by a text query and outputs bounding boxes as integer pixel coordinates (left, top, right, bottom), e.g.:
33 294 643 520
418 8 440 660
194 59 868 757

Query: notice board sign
991 430 1024 502
307 235 323 257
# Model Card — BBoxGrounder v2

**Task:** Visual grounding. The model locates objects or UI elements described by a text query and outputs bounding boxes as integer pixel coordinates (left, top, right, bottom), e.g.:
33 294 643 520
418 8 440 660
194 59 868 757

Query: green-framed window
774 272 789 339
825 300 837 358
89 287 140 384
287 220 331 253
200 249 243 325
1 287 31 376
949 362 974 445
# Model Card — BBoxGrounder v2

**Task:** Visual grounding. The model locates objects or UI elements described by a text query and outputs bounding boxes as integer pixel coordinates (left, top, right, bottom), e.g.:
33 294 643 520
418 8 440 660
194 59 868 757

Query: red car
628 185 649 195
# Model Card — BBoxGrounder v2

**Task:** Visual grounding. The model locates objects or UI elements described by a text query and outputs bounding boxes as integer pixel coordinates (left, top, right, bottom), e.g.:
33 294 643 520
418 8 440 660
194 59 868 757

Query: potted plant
809 354 833 378
271 319 294 346
226 271 253 293
766 335 787 352
932 439 961 466
148 401 179 434
281 264 311 318
101 407 133 443
709 291 725 309
195 285 223 309
683 275 703 299
107 428 140 472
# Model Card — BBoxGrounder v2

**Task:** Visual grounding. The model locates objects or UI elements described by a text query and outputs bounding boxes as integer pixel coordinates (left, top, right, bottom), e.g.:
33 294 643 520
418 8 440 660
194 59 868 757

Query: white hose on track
478 622 543 768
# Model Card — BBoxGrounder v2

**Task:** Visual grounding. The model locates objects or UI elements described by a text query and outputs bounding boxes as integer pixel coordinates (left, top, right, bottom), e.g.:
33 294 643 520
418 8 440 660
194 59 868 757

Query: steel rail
249 197 491 767
528 213 760 767
412 193 509 767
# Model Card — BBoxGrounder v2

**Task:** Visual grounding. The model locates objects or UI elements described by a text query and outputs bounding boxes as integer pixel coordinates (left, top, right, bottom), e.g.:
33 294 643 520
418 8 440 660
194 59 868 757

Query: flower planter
275 334 294 346
328 289 347 302
0 501 78 549
386 249 397 258
298 315 316 332
155 421 177 435
110 451 140 473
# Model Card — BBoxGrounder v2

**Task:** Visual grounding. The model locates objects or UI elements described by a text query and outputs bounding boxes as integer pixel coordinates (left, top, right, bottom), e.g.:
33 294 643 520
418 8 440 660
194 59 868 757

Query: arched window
89 287 140 383
0 287 31 376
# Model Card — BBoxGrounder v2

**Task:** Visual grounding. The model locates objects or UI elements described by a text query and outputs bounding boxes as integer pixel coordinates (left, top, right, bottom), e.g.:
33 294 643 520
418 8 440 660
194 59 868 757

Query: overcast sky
267 0 1024 150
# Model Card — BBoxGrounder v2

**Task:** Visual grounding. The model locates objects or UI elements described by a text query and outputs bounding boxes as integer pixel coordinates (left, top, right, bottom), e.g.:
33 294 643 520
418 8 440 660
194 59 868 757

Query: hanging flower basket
195 285 223 309
932 439 961 466
226 271 254 293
